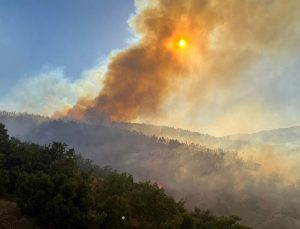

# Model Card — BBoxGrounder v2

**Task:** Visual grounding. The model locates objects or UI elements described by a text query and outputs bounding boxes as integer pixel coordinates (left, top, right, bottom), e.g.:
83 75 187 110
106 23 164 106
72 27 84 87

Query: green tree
0 123 251 229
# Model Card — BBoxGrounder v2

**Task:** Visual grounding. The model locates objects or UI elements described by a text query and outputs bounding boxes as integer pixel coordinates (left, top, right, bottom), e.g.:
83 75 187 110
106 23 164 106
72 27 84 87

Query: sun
178 38 187 48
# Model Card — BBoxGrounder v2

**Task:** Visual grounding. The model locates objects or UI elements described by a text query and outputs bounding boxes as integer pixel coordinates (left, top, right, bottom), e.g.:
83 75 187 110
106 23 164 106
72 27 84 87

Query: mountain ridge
0 111 299 228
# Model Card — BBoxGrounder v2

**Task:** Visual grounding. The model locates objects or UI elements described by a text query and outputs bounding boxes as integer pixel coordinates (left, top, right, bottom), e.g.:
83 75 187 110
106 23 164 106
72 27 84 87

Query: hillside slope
0 112 300 228
0 197 39 229
0 122 250 229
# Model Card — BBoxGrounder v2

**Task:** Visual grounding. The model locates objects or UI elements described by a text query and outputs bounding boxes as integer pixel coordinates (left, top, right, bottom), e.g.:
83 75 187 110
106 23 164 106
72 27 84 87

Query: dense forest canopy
0 123 250 228
1 113 300 228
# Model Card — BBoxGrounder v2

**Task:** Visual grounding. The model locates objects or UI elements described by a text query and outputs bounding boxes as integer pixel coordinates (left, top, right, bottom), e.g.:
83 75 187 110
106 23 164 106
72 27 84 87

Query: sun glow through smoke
178 38 187 48
58 0 300 131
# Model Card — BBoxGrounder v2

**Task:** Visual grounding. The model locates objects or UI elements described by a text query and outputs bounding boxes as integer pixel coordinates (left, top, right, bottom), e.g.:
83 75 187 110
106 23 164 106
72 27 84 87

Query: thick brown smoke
59 0 299 122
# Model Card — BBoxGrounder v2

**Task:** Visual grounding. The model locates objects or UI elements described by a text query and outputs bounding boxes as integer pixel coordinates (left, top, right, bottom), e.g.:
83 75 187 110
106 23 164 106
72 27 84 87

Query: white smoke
0 66 105 116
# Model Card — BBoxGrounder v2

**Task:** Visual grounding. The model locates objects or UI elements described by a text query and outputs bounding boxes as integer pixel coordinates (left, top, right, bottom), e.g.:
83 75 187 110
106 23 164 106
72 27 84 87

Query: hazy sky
0 0 134 96
0 0 299 136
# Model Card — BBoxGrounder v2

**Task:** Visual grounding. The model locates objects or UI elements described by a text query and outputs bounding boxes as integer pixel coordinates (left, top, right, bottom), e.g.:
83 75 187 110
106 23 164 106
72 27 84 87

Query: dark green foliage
0 169 9 194
0 123 251 228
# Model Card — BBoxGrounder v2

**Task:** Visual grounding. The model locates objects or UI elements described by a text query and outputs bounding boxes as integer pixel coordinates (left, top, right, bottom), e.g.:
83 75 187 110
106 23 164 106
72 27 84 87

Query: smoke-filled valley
1 112 299 228
1 0 300 228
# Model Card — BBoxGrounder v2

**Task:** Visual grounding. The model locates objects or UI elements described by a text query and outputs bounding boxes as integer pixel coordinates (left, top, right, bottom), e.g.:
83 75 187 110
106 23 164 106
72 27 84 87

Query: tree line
0 123 250 228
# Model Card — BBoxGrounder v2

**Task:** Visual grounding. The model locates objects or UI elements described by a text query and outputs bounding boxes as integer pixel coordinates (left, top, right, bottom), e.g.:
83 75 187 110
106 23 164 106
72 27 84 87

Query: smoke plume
0 67 104 116
60 0 300 123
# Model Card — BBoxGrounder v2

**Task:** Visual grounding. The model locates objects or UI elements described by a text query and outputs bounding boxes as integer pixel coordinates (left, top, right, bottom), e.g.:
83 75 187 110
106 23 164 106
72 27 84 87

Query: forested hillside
0 123 250 228
0 112 300 228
